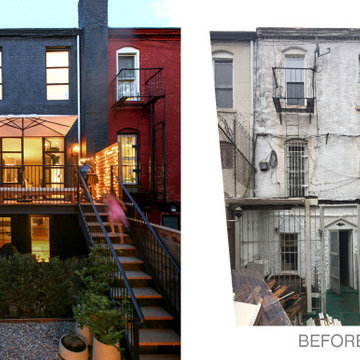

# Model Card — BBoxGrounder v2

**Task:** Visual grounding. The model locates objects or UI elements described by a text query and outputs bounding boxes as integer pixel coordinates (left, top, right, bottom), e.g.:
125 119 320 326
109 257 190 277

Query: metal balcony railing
272 67 315 115
113 68 164 106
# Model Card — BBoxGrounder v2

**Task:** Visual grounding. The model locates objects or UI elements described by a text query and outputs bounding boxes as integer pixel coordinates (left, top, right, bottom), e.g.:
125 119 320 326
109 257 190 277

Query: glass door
1 138 22 186
31 216 50 261
44 138 65 189
23 138 43 187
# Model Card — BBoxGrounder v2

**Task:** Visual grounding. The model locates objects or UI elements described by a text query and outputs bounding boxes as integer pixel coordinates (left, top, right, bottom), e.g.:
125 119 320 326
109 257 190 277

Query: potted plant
73 291 129 360
74 243 114 345
59 328 88 360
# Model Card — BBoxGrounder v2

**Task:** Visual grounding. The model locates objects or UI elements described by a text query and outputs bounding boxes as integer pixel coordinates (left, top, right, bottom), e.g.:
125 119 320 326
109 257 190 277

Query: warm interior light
72 144 80 155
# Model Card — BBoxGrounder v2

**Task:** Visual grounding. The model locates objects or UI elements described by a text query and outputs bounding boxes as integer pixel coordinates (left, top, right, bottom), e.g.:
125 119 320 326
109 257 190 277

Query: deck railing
111 167 181 323
78 172 144 360
0 164 79 204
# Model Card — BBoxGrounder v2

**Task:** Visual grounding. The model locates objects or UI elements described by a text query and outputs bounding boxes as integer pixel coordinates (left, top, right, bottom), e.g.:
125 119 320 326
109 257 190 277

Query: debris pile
306 313 342 326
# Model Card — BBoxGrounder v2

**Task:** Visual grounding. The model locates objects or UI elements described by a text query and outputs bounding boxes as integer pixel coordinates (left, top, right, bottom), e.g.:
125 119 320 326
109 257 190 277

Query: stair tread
140 306 174 320
91 232 127 237
84 212 107 216
113 243 135 250
87 222 110 226
139 329 180 346
112 287 162 299
125 270 152 279
140 355 180 360
118 256 143 264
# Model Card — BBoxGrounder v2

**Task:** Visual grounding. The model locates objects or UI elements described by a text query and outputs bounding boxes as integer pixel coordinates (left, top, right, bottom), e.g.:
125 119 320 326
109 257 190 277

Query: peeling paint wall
254 31 360 200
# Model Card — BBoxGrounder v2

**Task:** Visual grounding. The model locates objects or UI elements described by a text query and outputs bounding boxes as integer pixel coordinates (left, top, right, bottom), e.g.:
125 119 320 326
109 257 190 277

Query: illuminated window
117 47 139 101
0 50 2 100
117 134 138 184
0 217 11 248
31 216 50 262
46 49 69 100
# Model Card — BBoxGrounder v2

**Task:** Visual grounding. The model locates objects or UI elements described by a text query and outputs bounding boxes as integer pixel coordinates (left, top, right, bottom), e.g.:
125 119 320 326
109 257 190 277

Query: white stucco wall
254 32 360 200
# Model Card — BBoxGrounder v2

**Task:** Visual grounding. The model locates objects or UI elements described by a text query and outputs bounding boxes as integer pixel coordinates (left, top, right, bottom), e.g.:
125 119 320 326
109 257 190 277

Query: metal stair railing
78 172 144 360
111 167 181 323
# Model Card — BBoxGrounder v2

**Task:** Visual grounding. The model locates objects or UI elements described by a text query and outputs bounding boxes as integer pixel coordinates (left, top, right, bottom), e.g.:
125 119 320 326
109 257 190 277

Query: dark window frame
46 48 70 101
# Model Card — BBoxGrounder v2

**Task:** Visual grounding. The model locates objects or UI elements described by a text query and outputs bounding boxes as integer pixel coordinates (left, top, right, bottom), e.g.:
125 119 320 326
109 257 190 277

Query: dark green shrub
0 254 83 318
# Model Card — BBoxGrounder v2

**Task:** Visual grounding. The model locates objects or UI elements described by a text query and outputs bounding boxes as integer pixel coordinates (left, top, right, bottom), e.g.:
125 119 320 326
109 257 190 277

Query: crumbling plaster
254 36 360 200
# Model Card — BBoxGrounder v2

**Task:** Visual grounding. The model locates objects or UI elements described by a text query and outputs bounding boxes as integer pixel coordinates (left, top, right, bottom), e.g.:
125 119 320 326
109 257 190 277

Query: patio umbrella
0 115 78 137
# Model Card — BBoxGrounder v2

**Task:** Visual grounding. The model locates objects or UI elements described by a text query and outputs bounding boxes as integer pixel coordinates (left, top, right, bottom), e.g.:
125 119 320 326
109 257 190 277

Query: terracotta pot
75 324 92 346
92 336 121 360
59 335 88 360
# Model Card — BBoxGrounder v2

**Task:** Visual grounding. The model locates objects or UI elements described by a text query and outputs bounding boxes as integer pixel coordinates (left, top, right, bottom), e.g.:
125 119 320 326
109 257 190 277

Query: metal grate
286 140 307 197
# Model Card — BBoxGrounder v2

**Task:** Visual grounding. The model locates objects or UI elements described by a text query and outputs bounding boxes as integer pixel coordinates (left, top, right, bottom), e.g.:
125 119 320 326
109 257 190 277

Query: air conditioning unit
247 259 269 277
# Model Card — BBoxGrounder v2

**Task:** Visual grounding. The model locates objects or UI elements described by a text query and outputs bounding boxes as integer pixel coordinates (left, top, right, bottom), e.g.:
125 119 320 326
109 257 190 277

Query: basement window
0 217 11 248
286 139 307 197
280 233 298 271
46 49 69 100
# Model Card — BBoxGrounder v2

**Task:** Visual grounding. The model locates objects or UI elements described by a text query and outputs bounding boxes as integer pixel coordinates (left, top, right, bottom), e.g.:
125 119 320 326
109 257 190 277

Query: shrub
0 254 83 318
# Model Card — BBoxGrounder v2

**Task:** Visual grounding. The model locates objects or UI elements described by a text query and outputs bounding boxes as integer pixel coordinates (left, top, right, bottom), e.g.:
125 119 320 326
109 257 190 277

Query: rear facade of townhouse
0 0 181 357
213 28 360 323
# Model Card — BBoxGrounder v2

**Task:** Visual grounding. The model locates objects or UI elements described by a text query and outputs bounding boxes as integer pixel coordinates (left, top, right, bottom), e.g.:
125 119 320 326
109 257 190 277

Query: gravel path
0 321 74 360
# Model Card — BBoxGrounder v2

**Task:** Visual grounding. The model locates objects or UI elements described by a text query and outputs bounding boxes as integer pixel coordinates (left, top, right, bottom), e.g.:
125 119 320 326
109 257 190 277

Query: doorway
329 229 353 295
339 230 352 287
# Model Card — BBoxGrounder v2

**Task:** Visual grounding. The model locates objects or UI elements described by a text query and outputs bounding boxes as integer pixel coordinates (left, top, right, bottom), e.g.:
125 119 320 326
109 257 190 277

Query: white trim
116 47 140 101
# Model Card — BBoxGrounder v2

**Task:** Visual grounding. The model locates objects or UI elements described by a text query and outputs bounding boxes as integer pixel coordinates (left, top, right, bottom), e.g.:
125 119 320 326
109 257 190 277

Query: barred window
286 140 307 197
281 233 298 271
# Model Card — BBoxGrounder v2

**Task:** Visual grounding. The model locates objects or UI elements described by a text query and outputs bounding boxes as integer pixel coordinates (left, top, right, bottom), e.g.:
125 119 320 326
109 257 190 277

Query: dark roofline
0 28 81 38
210 31 257 43
109 28 180 40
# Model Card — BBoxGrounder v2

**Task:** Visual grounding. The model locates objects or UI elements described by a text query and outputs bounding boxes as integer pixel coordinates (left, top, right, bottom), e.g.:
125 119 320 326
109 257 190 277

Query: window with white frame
280 233 298 271
117 133 138 184
285 56 305 106
117 47 139 101
0 50 2 100
46 48 69 100
286 139 307 197
213 52 233 109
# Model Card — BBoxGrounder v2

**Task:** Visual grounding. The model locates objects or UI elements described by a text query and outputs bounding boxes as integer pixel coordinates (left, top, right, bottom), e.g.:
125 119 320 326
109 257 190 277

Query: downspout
77 34 81 157
250 40 255 197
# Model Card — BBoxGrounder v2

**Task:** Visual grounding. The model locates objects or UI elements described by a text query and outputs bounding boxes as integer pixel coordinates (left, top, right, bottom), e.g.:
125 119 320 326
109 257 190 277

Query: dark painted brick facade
0 30 79 115
78 0 109 157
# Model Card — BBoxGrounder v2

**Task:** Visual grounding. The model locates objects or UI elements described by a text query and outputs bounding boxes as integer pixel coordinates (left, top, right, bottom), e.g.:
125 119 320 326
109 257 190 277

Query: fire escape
272 65 315 127
111 67 167 205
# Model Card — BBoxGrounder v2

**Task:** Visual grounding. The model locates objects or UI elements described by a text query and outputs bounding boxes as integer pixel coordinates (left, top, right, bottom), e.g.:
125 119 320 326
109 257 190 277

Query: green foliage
62 328 87 352
73 243 130 349
73 291 128 349
74 242 113 295
0 254 82 318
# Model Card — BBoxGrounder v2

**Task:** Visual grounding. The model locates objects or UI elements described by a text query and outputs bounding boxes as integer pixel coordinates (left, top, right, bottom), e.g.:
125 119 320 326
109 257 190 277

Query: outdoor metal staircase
78 174 180 360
